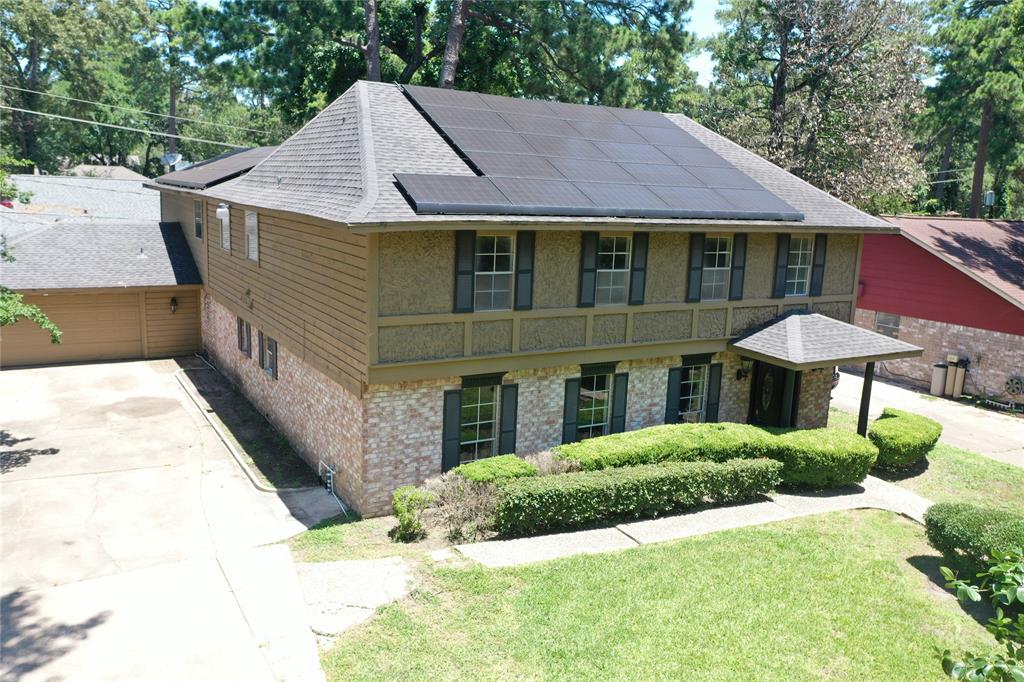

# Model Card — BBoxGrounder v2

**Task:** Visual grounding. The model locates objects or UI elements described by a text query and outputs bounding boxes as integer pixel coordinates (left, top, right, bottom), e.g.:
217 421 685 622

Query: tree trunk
167 44 179 171
934 127 953 202
439 0 472 89
968 98 994 218
364 0 381 81
21 39 41 163
767 19 792 162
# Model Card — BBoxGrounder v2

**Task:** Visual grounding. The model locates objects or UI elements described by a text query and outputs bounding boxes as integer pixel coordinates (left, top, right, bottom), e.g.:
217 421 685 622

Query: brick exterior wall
202 295 367 508
855 308 1024 400
796 367 832 428
716 352 752 423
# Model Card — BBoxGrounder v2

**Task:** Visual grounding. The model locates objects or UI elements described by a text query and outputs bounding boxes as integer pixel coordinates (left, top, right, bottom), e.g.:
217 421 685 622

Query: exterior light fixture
170 297 178 314
216 203 230 221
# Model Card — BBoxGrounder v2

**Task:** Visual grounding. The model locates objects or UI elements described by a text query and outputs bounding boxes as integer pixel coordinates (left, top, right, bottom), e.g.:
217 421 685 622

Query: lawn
320 510 998 681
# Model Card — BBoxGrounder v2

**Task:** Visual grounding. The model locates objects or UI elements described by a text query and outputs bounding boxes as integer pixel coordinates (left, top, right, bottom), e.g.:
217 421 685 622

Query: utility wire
0 106 247 148
1 84 270 135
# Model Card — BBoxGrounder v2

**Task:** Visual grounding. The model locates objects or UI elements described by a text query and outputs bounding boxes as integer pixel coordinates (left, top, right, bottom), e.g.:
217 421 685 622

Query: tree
439 0 472 88
704 0 928 212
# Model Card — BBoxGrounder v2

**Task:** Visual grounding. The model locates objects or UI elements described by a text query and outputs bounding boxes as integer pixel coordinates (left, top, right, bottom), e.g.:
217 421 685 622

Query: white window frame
236 317 251 357
458 384 500 463
701 235 732 301
875 312 900 338
193 200 203 240
219 205 231 252
473 234 514 312
595 234 632 306
785 235 814 297
577 373 612 440
677 364 709 423
245 210 259 262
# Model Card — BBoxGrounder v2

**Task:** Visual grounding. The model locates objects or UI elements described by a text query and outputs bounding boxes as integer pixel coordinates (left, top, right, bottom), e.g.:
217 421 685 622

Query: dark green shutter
628 232 649 305
514 231 535 310
809 234 828 296
498 384 518 454
610 372 629 433
705 363 723 422
562 378 581 444
454 231 476 313
441 389 462 471
578 232 598 307
258 331 265 369
771 234 791 298
685 233 705 302
729 233 747 300
665 367 682 424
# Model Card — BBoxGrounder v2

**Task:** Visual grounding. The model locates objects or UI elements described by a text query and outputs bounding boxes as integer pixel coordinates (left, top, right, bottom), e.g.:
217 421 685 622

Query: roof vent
137 246 147 259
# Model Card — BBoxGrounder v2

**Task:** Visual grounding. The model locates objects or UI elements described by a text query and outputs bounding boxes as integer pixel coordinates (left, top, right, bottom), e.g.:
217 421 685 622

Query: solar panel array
155 146 277 190
394 85 803 221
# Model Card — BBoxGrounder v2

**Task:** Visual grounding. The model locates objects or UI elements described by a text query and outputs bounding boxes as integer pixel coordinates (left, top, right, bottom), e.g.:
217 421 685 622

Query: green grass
289 513 448 562
321 510 998 681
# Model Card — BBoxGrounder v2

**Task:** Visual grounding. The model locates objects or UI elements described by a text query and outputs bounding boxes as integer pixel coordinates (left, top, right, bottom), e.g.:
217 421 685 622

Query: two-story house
149 81 920 516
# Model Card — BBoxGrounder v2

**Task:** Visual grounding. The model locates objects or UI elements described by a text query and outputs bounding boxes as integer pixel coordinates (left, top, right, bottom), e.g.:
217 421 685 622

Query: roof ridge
347 81 379 222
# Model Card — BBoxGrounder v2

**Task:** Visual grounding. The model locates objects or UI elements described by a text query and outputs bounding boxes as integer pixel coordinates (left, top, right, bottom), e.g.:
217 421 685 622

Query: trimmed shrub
493 458 782 536
423 473 499 542
523 450 581 476
925 502 1024 574
869 408 942 469
390 485 436 542
771 428 878 487
554 422 777 471
452 454 538 483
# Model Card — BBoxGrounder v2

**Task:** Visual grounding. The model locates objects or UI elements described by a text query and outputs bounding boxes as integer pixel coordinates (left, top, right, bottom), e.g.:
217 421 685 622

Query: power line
0 106 247 148
1 84 270 135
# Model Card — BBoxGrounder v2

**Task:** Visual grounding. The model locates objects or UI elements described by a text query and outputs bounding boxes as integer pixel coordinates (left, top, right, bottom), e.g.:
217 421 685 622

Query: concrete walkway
832 370 1024 468
456 475 933 568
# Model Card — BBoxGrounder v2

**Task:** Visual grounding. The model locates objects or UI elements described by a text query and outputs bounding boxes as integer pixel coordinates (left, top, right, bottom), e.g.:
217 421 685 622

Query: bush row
772 428 879 487
868 408 942 469
924 502 1024 574
451 454 538 483
493 458 783 536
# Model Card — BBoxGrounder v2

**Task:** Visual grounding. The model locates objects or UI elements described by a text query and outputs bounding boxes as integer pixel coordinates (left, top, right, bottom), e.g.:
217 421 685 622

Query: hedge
553 422 777 471
869 408 942 469
772 428 878 487
924 502 1024 574
493 458 783 536
451 454 538 483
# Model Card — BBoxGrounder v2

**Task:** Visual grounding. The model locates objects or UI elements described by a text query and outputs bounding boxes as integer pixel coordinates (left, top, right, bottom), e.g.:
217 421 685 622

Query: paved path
456 476 933 568
1 360 338 682
832 370 1024 468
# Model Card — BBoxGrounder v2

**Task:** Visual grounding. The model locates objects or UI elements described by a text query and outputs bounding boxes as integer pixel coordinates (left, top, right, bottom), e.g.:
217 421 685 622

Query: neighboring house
140 81 920 517
855 215 1024 400
66 164 149 181
0 222 202 366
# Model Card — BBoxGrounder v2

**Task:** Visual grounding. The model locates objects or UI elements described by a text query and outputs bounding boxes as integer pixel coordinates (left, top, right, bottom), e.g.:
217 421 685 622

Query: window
458 384 499 463
577 373 612 440
236 317 251 357
700 235 732 301
219 204 231 251
258 331 278 379
785 235 814 296
474 234 513 311
245 210 259 262
596 235 631 305
193 200 203 239
676 364 709 423
875 312 900 338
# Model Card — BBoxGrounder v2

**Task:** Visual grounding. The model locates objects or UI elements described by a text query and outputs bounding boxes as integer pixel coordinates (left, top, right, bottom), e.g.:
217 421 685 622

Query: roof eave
726 344 923 371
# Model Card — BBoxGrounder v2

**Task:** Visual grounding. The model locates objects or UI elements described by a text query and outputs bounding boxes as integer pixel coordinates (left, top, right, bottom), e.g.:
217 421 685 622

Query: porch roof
727 312 922 371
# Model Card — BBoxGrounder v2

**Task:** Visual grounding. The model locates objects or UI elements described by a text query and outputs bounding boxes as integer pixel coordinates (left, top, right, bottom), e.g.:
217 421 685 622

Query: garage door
1 293 144 367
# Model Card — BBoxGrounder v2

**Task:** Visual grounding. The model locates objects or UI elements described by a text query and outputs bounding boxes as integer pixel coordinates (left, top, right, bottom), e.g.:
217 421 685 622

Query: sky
685 1 723 87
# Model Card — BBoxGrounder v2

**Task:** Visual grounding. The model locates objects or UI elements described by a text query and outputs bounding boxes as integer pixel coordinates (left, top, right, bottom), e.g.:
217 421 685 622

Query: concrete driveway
832 370 1024 468
1 359 338 682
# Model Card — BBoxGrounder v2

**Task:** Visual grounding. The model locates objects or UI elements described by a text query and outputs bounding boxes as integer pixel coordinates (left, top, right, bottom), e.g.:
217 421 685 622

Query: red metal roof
882 215 1024 311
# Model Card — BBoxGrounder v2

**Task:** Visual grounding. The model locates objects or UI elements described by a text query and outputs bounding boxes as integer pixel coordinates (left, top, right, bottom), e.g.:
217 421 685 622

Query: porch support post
857 362 875 437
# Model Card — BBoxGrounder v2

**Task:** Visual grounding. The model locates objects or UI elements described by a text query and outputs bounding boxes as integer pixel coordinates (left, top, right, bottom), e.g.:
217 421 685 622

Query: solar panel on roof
592 141 673 164
657 145 733 167
478 93 557 116
546 100 620 123
154 146 276 190
574 183 670 214
647 186 736 213
547 158 635 183
446 128 535 155
632 125 703 147
689 166 763 189
420 104 511 131
471 152 566 180
567 120 646 144
619 163 705 187
403 84 485 108
394 173 510 213
498 112 579 136
607 106 679 128
490 177 596 209
521 134 609 160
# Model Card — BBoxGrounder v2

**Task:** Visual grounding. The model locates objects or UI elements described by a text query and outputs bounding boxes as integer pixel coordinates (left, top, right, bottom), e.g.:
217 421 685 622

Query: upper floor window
596 235 631 306
193 200 203 239
459 384 499 463
245 210 259 262
785 235 814 296
474 234 513 311
218 203 230 252
675 364 708 423
875 312 900 338
701 235 732 301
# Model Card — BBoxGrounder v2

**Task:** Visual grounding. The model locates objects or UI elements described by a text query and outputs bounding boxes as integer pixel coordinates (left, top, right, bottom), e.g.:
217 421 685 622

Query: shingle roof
201 81 894 232
728 312 922 370
1 221 201 290
882 215 1024 311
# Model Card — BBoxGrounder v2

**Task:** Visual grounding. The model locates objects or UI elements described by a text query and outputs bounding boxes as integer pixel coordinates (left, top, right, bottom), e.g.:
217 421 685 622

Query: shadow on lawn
0 431 59 475
873 459 932 482
906 555 994 627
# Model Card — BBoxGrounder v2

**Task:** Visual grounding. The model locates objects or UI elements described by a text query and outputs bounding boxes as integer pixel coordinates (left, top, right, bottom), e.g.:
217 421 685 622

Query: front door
749 361 786 426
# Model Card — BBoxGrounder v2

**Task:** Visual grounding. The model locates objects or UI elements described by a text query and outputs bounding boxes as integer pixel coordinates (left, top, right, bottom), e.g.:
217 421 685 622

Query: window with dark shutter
610 373 629 433
514 231 535 310
237 317 251 357
265 337 278 379
628 232 648 305
257 331 265 369
441 390 462 472
705 363 723 422
561 378 581 444
454 231 476 313
772 234 791 298
685 233 705 302
578 231 598 307
665 367 683 424
729 234 747 300
498 384 518 454
809 233 828 296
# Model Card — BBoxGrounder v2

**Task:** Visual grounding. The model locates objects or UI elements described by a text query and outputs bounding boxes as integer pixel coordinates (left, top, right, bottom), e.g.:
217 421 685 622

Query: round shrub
868 408 942 469
451 454 537 483
924 502 1024 574
771 428 878 487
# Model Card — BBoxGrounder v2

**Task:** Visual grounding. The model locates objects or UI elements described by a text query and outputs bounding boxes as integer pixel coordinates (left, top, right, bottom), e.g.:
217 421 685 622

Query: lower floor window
677 364 708 422
875 311 900 338
258 332 278 380
459 385 498 463
577 374 612 440
236 317 251 357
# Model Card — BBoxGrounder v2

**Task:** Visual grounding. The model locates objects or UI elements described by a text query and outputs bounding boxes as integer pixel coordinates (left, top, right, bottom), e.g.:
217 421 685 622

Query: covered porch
727 312 923 435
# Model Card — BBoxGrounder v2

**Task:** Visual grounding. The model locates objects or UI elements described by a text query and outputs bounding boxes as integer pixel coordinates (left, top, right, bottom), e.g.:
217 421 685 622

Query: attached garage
1 222 202 369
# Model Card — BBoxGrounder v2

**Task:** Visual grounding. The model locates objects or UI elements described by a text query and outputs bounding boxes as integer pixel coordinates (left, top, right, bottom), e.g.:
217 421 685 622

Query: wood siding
160 190 208 282
144 289 201 357
205 202 369 393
